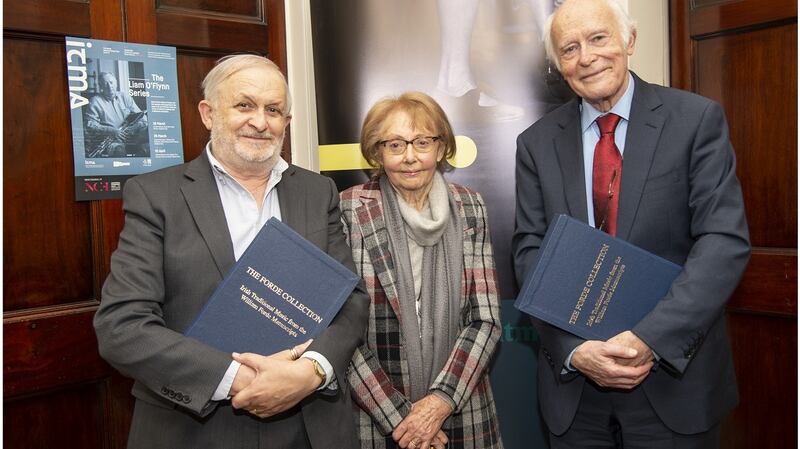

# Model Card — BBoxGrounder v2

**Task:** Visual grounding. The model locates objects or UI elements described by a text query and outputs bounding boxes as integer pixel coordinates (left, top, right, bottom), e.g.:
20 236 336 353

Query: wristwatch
308 358 327 387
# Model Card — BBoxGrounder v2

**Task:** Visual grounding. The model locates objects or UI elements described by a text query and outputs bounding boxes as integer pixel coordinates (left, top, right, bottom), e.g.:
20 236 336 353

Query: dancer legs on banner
435 0 560 121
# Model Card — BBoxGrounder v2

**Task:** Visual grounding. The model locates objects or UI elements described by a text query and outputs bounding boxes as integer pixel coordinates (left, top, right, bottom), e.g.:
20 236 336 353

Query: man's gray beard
211 129 284 170
236 133 284 165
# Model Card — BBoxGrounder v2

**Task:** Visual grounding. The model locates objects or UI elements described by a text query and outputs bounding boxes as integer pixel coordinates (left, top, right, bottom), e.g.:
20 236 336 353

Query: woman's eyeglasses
379 136 440 155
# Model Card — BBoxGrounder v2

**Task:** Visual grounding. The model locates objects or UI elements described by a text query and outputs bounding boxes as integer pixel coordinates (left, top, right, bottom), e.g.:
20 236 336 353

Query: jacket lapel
354 188 405 324
276 165 307 236
448 186 471 290
617 74 666 240
555 100 589 223
180 152 236 277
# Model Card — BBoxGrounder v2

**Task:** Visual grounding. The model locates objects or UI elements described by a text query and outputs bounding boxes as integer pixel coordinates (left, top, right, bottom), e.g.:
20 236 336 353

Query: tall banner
311 1 572 447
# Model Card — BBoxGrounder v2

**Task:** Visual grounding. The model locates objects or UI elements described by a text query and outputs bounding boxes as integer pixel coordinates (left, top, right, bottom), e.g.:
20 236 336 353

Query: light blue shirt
205 144 336 400
207 145 287 259
581 72 635 227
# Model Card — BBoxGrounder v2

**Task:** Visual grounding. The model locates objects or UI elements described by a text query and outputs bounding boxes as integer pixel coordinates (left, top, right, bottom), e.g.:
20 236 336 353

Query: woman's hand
392 394 453 448
431 430 449 449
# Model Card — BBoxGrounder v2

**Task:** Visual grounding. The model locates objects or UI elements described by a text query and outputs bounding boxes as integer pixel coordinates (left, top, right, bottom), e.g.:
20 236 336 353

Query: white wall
628 0 670 86
285 0 670 171
285 0 319 171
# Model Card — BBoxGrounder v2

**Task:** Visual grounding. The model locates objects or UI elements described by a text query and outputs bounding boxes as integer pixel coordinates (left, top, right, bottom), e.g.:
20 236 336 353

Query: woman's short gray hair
201 54 292 113
543 0 637 71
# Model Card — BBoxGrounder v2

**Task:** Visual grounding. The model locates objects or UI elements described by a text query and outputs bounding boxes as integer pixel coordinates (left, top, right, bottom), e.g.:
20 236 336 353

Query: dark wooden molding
4 307 109 397
3 0 91 36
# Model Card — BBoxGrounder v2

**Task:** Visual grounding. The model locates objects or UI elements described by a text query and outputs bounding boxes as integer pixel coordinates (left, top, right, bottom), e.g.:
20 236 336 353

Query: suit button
168 391 176 398
175 393 184 401
161 387 169 395
183 396 191 404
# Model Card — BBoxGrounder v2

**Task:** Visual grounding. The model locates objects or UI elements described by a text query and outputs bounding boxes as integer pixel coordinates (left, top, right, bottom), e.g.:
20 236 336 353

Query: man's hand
229 363 256 397
571 340 653 389
230 341 317 418
607 330 653 367
111 126 126 141
392 394 452 449
118 127 132 141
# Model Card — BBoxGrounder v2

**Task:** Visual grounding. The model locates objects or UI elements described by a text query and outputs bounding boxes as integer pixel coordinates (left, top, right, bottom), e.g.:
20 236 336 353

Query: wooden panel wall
3 1 287 447
670 1 797 448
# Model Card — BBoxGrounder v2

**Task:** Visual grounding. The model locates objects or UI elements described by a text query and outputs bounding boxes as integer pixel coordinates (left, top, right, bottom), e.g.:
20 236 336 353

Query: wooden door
3 1 287 447
670 1 797 448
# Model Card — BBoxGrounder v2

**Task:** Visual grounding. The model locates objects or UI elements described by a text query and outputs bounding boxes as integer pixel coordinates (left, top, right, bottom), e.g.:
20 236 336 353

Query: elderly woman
340 92 504 449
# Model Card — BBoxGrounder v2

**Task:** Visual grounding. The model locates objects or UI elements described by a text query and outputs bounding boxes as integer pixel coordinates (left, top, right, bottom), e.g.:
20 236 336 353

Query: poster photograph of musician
65 37 184 200
82 60 150 159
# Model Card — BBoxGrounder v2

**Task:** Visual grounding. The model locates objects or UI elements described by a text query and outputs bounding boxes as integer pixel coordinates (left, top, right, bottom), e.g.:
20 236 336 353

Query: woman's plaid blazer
340 180 504 449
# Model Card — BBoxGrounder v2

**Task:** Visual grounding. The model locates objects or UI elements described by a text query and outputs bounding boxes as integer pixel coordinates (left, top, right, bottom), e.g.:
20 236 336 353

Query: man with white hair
512 0 750 447
94 54 369 448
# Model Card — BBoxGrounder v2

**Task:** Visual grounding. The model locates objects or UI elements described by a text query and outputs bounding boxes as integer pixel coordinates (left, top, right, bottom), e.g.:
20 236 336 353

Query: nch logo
84 181 121 193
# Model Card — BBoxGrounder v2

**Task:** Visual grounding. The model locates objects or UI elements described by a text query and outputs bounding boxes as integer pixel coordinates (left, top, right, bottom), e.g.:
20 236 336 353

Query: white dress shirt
203 144 336 400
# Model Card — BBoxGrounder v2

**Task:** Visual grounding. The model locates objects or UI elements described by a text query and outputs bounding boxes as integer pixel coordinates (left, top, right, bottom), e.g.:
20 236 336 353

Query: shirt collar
580 71 635 133
205 142 289 184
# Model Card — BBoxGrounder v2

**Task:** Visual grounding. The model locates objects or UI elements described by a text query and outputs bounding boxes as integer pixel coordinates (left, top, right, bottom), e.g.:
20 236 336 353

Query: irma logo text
66 39 91 109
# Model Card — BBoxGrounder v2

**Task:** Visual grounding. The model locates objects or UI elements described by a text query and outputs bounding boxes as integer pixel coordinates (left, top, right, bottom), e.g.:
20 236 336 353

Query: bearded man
94 54 369 449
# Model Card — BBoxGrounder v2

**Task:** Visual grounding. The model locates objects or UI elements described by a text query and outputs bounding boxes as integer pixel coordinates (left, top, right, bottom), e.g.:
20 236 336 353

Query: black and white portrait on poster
82 60 150 159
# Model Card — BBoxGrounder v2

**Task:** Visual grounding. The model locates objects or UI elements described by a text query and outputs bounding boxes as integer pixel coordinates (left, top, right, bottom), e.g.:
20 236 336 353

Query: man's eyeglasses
379 136 440 155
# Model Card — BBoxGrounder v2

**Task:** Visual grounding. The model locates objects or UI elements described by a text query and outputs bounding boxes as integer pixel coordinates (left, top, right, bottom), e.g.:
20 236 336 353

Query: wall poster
65 37 184 200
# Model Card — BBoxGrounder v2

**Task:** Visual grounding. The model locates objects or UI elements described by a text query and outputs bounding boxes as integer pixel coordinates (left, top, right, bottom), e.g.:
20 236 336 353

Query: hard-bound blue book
185 217 359 355
514 214 682 341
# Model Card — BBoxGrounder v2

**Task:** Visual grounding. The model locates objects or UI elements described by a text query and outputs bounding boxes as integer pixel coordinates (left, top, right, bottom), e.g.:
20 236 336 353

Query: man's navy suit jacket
512 73 750 435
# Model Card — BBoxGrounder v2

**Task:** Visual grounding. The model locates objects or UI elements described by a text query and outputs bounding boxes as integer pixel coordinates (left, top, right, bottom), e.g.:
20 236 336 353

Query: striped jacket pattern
340 180 504 449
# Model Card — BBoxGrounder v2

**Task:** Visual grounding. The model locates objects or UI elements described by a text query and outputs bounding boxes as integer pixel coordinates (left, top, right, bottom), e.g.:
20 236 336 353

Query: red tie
592 113 622 236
